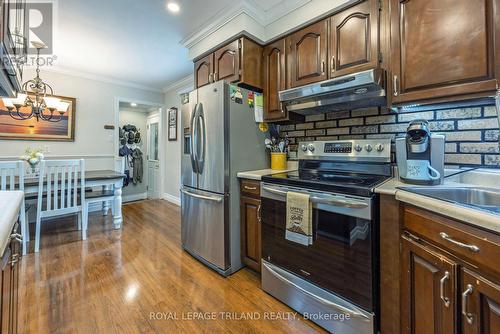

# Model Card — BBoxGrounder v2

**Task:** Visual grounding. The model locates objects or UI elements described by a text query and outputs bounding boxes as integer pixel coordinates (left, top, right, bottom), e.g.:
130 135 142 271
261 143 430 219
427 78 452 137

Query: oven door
261 183 374 311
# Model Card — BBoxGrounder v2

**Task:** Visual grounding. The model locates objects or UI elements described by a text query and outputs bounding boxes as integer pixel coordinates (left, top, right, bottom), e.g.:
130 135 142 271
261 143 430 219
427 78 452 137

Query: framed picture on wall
168 107 177 141
0 94 76 141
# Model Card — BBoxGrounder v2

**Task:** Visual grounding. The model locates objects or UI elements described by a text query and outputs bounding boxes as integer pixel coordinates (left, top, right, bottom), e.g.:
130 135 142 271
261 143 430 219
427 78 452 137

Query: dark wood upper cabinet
401 236 457 334
214 39 240 83
194 37 263 90
288 19 329 87
329 0 379 77
461 268 500 334
263 38 287 121
239 37 264 89
194 54 214 89
391 0 500 104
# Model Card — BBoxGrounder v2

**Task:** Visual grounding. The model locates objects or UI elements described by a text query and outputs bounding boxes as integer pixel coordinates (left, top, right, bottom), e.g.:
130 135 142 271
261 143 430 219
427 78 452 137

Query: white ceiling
49 0 235 91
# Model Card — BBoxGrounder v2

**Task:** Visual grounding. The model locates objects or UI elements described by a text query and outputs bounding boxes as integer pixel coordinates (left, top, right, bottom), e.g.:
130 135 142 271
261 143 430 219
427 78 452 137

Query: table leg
113 182 123 229
102 185 110 216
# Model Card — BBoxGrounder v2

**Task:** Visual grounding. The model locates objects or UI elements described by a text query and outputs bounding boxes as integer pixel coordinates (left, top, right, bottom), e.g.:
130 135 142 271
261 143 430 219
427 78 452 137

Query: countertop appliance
396 120 445 185
181 81 268 276
279 69 386 115
260 139 392 334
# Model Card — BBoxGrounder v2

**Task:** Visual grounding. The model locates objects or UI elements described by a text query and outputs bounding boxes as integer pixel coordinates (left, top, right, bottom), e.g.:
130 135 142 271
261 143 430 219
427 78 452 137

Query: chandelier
2 42 69 122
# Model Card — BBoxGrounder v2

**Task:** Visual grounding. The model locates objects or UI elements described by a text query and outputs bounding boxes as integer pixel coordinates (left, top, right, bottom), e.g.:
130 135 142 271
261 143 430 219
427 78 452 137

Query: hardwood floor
19 200 324 333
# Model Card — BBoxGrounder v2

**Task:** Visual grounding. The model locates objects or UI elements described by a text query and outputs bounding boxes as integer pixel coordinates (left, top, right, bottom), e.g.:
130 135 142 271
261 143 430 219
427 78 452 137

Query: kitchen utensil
279 141 285 153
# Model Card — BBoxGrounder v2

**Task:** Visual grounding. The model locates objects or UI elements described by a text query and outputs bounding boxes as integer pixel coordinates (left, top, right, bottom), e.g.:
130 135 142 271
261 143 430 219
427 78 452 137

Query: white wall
162 77 194 205
119 108 148 199
0 68 164 170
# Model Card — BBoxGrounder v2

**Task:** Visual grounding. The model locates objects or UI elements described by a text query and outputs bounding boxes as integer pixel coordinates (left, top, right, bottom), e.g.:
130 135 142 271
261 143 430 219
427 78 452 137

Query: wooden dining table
21 170 126 229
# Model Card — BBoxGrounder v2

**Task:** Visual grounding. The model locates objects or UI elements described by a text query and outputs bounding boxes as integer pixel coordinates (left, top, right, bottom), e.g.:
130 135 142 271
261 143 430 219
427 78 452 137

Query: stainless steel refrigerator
181 81 268 276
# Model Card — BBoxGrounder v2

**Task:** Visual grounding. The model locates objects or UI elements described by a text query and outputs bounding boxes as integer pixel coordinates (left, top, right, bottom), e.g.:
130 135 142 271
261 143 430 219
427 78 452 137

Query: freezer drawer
181 187 228 270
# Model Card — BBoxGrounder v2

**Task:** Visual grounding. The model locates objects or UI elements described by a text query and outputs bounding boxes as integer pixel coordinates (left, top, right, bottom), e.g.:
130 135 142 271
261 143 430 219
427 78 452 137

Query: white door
147 116 160 199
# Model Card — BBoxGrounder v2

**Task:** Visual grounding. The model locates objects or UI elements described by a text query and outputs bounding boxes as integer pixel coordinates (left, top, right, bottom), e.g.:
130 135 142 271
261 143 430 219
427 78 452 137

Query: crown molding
162 75 194 93
246 0 312 25
180 0 311 50
35 66 164 93
180 3 250 49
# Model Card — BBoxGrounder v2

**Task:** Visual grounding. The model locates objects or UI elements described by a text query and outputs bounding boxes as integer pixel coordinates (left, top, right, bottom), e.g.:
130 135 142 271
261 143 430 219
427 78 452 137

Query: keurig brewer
396 120 445 185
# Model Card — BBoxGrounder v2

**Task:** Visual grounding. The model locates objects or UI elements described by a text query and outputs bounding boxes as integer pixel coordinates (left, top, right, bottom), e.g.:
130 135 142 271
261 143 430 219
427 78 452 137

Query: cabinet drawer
404 206 500 277
240 180 260 197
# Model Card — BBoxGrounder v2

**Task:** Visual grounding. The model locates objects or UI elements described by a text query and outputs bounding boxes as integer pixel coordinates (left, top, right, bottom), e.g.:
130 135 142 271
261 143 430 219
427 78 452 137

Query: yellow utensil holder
271 153 287 170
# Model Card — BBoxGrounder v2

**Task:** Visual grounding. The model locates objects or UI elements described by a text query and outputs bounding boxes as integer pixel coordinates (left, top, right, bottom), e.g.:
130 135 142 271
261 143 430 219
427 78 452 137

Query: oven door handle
262 186 369 209
264 262 370 320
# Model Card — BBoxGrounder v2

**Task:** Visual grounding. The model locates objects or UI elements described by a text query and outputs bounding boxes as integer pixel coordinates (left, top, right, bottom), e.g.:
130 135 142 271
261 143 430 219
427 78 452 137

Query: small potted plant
20 147 44 176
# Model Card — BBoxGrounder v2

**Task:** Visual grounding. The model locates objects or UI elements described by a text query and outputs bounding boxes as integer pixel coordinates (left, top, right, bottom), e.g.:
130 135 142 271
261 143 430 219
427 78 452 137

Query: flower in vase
35 152 44 159
28 157 39 165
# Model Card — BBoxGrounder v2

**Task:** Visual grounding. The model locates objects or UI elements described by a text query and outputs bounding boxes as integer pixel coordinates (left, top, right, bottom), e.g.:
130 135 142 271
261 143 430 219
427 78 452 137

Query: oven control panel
299 139 391 163
323 142 352 154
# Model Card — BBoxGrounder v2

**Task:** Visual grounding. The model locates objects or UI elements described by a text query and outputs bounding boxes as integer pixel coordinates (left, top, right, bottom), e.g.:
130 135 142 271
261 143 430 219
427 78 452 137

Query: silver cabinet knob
301 144 308 152
376 144 384 152
308 144 315 152
354 144 363 152
365 144 373 152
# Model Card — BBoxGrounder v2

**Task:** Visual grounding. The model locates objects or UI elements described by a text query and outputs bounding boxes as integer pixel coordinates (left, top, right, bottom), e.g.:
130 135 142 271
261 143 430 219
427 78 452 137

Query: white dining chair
82 157 125 237
35 159 86 253
0 161 28 255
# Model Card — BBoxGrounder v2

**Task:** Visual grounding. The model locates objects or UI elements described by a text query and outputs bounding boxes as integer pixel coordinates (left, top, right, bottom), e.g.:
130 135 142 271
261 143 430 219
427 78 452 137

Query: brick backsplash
279 106 500 166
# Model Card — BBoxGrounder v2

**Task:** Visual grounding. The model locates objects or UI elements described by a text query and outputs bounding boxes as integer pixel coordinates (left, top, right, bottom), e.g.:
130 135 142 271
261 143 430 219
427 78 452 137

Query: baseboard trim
162 193 180 206
123 192 148 203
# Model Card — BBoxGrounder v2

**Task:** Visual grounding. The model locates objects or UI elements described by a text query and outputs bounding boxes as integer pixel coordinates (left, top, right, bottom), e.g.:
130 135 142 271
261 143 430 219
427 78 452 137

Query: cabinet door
214 39 240 83
240 196 261 272
264 38 287 121
194 54 213 89
329 0 379 77
0 247 11 334
461 268 500 334
391 0 498 104
401 236 457 334
288 19 328 87
9 238 18 334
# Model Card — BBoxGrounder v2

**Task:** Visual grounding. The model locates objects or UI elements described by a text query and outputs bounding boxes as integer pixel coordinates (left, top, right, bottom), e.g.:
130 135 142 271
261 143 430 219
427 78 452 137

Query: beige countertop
376 169 500 234
0 191 23 255
237 161 298 181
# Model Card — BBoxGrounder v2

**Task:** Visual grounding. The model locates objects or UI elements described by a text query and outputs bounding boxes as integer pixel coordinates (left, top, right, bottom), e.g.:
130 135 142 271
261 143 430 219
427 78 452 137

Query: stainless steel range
260 139 392 334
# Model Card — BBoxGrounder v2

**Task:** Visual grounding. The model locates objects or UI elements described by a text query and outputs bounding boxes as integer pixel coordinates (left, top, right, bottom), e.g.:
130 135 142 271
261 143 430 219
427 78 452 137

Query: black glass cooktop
261 169 390 197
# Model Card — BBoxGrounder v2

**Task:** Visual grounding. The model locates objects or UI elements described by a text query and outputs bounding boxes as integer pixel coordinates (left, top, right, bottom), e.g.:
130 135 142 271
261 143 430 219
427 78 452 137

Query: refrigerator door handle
197 103 206 174
180 188 223 202
190 103 198 174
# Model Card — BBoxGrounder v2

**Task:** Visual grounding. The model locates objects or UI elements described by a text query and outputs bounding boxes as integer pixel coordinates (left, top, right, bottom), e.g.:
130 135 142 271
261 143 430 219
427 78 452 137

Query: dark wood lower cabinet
240 196 261 272
461 268 500 334
401 205 500 334
0 223 21 334
401 235 457 333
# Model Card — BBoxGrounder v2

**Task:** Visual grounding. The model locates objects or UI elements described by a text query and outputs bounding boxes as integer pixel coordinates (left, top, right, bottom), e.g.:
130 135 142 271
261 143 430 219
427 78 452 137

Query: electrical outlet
43 145 50 153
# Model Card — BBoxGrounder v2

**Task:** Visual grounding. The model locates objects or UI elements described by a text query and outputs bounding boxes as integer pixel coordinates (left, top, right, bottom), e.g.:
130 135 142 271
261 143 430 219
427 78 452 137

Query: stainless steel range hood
279 69 386 115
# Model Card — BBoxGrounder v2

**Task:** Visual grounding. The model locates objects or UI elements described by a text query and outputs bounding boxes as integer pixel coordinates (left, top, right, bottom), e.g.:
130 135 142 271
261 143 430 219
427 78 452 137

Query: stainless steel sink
400 187 500 215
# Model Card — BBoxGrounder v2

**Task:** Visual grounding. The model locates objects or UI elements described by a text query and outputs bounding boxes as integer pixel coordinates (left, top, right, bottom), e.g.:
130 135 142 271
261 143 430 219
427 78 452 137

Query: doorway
116 100 164 203
147 114 161 199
